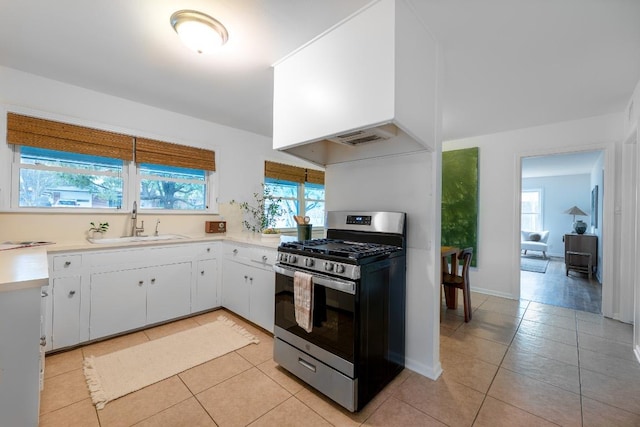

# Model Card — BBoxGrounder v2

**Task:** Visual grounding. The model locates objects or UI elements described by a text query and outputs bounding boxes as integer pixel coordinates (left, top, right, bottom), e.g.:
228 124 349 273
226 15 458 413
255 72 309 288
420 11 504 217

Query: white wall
326 150 442 380
444 113 626 319
0 66 317 241
522 174 592 258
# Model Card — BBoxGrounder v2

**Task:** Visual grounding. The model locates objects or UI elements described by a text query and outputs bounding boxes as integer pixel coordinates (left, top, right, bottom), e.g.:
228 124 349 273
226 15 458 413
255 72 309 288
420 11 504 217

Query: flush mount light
170 10 228 54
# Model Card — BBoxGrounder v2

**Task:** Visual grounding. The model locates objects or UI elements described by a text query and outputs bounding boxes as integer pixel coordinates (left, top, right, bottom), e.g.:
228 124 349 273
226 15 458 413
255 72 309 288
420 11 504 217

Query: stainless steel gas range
273 211 406 412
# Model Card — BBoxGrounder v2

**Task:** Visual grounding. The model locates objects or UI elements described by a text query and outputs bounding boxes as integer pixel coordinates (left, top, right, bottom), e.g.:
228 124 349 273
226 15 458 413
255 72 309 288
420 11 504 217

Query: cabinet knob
207 248 211 252
40 336 47 347
244 275 248 280
249 277 253 283
69 290 76 296
151 278 156 283
138 280 144 285
41 290 49 298
233 249 238 254
64 261 71 266
201 270 205 275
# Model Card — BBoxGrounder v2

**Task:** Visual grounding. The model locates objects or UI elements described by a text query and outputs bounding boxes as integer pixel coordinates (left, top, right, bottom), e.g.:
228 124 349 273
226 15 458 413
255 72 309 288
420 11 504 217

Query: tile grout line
469 299 528 426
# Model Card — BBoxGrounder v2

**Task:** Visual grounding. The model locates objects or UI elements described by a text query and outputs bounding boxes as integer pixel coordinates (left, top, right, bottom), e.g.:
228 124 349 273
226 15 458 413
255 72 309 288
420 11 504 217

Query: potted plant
232 184 285 236
88 221 109 239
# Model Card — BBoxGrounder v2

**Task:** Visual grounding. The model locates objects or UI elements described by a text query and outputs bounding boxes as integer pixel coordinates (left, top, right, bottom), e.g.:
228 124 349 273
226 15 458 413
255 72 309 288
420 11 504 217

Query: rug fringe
83 356 109 410
217 315 260 344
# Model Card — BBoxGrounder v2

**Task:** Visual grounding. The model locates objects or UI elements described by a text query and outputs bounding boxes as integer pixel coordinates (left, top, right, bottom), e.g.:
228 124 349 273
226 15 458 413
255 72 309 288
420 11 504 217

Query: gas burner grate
279 238 401 260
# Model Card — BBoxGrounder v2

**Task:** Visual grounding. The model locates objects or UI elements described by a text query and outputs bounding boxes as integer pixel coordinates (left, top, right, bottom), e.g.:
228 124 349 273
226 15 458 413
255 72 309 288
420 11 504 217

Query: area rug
521 257 549 273
83 315 259 409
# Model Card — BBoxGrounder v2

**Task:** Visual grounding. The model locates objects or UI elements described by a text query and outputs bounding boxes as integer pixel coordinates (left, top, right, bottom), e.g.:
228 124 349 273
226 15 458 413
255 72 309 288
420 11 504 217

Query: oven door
273 263 357 376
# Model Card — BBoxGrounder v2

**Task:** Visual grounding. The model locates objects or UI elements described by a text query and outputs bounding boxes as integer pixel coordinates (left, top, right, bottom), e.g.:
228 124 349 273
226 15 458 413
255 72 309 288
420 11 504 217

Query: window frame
264 177 325 231
9 143 217 214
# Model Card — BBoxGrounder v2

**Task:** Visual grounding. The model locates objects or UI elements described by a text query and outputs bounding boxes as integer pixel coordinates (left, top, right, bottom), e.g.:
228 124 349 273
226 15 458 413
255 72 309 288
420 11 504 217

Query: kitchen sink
88 234 189 244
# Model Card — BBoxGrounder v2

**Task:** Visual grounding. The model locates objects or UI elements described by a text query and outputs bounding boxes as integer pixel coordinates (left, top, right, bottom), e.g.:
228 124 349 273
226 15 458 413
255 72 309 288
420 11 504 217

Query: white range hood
272 0 439 166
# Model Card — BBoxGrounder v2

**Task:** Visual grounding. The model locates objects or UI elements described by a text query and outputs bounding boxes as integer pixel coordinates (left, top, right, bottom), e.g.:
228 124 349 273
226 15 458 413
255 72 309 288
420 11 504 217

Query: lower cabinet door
194 258 218 312
221 260 250 319
249 266 275 332
147 262 192 325
51 276 82 349
89 268 147 340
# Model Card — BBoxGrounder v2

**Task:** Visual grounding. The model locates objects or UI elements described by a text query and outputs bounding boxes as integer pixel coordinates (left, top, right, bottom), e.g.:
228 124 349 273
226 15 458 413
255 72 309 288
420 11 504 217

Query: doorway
519 150 604 313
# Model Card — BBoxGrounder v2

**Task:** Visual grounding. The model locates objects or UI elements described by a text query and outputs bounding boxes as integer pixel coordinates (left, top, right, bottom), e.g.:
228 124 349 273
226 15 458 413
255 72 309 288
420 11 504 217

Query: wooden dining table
441 246 460 309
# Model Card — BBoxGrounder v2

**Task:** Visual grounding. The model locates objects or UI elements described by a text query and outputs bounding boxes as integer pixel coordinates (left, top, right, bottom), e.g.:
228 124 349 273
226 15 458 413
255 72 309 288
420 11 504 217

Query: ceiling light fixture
170 10 228 54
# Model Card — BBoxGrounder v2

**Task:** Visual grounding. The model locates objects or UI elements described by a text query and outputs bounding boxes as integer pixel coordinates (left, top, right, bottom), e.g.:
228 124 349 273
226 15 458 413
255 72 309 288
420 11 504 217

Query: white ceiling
521 150 603 178
1 0 639 143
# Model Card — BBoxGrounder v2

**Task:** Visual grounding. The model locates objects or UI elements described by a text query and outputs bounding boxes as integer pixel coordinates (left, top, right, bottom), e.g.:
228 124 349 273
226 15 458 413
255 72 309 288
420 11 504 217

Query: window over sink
7 112 217 213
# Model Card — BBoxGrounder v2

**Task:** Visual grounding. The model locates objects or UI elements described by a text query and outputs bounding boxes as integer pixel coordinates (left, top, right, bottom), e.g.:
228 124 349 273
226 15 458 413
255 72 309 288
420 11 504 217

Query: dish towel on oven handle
294 271 314 333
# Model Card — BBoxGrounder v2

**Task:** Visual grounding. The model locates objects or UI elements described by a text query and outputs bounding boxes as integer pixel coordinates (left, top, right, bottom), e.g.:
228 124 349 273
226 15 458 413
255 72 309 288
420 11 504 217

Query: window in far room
521 189 543 230
264 161 325 229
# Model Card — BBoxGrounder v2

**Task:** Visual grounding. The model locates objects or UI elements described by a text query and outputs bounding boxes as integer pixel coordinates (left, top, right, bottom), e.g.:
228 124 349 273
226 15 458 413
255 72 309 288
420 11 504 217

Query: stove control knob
324 262 334 272
335 264 345 274
304 258 314 267
289 255 297 263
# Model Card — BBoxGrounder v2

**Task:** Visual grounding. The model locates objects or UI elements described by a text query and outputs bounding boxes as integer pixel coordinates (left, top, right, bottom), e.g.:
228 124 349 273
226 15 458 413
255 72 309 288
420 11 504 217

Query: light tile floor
40 297 640 426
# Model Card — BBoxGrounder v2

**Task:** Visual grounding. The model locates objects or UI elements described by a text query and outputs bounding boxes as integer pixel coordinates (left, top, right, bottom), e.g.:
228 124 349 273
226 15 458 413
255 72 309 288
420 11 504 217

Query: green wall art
442 147 479 266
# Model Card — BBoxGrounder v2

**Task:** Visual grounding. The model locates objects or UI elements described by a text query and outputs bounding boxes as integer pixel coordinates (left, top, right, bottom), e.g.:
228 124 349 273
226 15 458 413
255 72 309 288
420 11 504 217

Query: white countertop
45 232 285 253
0 233 289 293
0 246 49 293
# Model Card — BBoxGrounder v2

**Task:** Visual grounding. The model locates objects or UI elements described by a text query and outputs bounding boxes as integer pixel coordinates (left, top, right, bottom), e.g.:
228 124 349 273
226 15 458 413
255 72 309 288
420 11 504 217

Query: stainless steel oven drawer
274 338 357 412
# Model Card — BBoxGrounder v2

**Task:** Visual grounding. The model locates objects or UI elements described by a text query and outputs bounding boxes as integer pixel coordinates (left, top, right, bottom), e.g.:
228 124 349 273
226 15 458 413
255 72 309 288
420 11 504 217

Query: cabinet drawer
52 254 82 272
223 243 251 261
194 242 219 258
251 248 277 268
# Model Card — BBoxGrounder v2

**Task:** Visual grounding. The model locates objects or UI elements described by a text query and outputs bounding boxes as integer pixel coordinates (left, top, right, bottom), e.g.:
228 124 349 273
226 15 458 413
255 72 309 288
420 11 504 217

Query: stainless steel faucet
130 201 145 236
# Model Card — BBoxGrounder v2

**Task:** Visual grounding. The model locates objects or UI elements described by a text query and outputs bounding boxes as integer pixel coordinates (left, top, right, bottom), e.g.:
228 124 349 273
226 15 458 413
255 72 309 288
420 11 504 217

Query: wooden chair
442 247 473 322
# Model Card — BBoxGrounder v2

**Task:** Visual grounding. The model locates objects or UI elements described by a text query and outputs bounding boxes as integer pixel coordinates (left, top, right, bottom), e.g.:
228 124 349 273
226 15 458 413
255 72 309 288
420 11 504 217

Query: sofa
521 230 549 259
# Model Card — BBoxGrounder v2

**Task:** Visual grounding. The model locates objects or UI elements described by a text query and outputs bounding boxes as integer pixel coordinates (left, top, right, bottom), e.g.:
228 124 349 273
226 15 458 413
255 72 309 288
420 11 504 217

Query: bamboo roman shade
305 168 325 185
264 161 324 184
265 161 305 183
135 137 216 171
7 112 133 160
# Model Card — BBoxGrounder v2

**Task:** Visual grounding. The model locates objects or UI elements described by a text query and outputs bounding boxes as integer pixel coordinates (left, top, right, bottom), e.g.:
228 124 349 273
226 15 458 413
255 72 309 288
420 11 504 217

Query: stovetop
278 238 402 260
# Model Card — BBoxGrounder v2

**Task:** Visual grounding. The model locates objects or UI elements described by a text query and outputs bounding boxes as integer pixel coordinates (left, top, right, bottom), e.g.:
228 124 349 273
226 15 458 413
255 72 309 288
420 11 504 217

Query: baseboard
405 357 442 381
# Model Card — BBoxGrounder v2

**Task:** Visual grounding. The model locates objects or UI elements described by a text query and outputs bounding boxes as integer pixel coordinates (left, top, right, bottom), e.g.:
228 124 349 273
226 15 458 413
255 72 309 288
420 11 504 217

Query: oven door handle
273 264 356 294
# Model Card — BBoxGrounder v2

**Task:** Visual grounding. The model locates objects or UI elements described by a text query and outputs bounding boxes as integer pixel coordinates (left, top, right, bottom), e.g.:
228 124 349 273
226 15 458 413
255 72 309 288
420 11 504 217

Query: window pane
304 182 325 200
140 163 205 181
139 180 206 210
305 201 325 226
265 178 298 198
21 146 122 172
18 147 123 209
521 190 542 230
139 164 207 210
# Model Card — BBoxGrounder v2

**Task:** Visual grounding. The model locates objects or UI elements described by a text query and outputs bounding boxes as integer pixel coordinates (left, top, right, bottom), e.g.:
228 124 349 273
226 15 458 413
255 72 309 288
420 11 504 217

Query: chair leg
463 284 472 322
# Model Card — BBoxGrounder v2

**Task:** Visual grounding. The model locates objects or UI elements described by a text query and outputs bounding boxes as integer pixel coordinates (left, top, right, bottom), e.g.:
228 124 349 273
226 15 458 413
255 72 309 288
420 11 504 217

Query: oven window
275 274 355 362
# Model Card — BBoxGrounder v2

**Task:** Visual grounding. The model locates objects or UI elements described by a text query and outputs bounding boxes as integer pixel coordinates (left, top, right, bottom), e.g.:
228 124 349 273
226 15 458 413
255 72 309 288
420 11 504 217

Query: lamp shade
564 206 587 216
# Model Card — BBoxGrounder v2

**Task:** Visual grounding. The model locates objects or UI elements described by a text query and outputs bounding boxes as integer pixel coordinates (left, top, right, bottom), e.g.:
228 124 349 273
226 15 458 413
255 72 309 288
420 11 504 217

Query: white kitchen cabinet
51 276 82 349
194 258 219 312
89 268 147 340
46 252 89 351
248 265 275 332
222 243 276 332
89 262 191 340
146 262 192 324
222 259 251 319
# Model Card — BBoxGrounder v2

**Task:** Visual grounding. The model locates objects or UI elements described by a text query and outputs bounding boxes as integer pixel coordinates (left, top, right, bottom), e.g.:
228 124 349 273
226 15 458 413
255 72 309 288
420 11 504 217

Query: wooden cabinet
564 234 598 277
